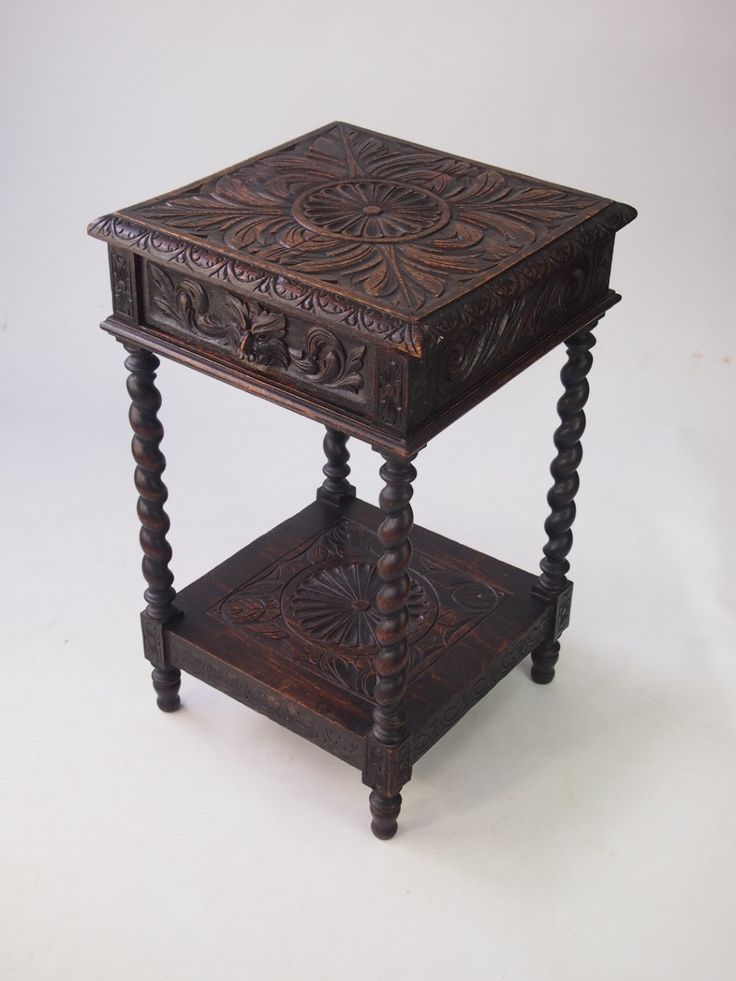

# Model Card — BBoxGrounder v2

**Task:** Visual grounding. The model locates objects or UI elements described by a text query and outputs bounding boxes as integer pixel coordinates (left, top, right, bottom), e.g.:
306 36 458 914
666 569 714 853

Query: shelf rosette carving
211 517 510 700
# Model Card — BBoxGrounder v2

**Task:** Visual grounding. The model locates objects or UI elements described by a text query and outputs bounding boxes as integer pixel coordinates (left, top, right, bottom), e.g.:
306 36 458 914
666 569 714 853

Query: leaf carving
149 265 178 322
130 124 603 316
290 327 365 393
150 265 227 340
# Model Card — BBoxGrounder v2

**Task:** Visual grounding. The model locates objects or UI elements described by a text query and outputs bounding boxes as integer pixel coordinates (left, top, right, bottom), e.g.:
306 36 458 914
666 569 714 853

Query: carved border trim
410 614 552 763
88 203 635 358
424 205 633 341
90 213 420 353
170 643 366 768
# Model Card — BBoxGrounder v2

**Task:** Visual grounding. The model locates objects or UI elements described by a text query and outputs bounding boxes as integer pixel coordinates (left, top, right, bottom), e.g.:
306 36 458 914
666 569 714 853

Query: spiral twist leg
316 427 356 507
532 326 597 684
124 344 181 711
367 452 417 838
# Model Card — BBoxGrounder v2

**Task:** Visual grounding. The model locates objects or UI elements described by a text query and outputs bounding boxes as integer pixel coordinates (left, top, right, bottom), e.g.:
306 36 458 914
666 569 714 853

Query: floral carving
377 357 403 427
289 560 432 648
125 123 607 317
219 567 290 641
290 327 365 393
292 179 450 242
110 249 134 317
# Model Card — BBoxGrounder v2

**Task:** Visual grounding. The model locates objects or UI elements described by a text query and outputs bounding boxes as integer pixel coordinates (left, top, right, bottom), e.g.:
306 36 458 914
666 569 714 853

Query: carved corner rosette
377 356 404 429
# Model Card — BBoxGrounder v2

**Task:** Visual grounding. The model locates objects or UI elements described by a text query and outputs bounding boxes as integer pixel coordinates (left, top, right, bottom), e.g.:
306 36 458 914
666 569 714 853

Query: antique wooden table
88 123 635 838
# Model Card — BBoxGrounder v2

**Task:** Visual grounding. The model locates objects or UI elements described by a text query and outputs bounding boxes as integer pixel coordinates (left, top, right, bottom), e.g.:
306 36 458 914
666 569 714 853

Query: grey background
2 1 734 978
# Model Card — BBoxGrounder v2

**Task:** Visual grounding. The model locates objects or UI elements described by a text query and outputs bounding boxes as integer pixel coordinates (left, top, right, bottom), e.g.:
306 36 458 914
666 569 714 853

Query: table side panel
406 231 615 436
167 635 368 768
407 598 551 762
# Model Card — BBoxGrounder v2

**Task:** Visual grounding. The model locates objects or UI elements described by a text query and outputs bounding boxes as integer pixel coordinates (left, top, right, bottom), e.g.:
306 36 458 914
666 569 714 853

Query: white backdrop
2 2 735 979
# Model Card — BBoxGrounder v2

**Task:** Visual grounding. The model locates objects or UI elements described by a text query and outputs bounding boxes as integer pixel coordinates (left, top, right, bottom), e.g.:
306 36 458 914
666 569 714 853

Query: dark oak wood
124 345 176 621
317 428 356 507
124 344 181 711
151 665 182 713
91 123 636 837
90 122 635 457
372 455 417 747
365 453 417 838
157 497 553 760
531 324 597 683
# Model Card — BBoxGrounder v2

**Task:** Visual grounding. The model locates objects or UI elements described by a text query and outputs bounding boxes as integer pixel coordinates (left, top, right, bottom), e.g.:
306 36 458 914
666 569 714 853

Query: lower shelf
161 497 556 770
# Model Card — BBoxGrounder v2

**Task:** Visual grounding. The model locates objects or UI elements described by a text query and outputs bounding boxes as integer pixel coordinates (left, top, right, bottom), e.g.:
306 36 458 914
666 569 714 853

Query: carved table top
89 122 635 454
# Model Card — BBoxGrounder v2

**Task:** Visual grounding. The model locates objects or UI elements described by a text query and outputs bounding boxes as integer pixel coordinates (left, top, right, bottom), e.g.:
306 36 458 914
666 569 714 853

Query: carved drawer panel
140 260 373 409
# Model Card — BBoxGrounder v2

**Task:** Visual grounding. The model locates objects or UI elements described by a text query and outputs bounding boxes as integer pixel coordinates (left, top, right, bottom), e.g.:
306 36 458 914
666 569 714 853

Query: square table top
88 122 635 358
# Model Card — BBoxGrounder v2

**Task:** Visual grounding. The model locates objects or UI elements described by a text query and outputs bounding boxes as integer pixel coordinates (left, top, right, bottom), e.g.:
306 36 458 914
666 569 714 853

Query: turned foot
152 666 181 712
369 790 402 839
531 640 560 684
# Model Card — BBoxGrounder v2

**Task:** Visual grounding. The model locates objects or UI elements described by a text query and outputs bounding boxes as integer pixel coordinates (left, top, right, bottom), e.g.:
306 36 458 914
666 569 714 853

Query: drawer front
139 259 373 411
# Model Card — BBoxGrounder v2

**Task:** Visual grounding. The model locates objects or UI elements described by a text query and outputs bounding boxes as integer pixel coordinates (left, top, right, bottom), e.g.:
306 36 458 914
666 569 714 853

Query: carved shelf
160 498 556 769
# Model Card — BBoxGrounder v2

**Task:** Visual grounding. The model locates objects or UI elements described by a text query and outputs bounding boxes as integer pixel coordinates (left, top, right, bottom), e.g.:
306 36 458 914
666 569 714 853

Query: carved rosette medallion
283 559 434 649
292 180 451 242
212 517 511 699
